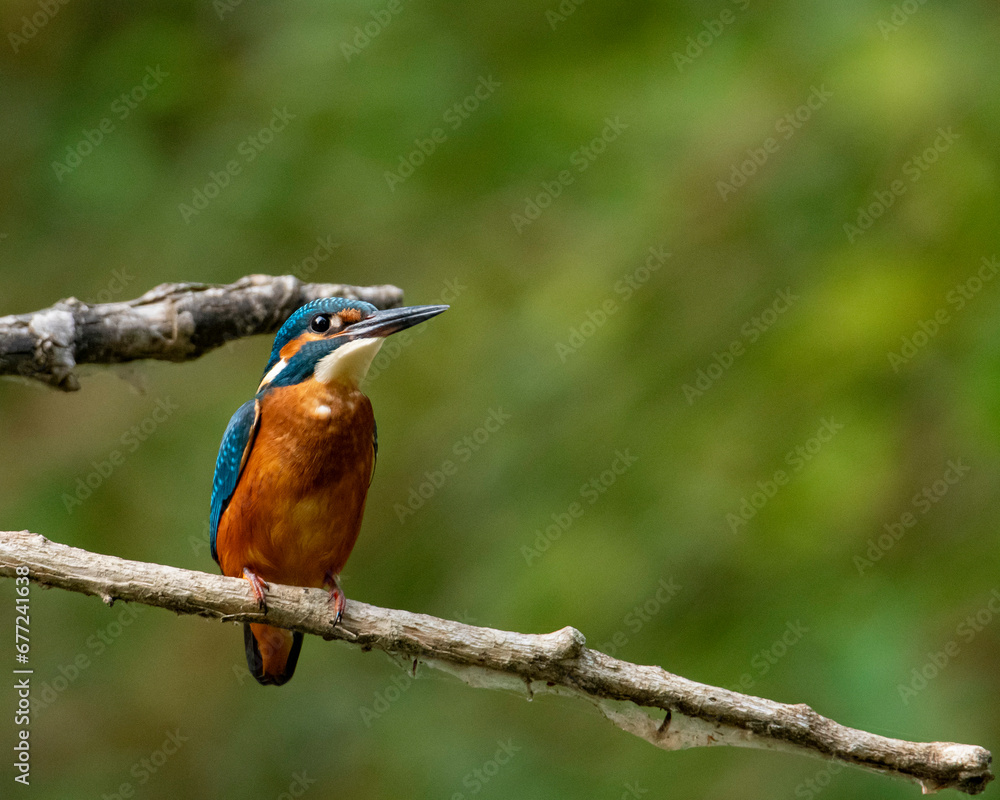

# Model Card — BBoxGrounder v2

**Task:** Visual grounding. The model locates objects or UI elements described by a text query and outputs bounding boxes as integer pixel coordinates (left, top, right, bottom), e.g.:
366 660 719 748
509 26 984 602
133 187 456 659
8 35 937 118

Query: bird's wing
209 398 261 564
370 419 378 487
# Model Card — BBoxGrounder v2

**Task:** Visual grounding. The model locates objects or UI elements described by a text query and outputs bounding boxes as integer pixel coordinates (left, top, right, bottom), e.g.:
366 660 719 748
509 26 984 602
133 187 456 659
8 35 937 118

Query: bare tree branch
0 275 403 391
0 531 991 795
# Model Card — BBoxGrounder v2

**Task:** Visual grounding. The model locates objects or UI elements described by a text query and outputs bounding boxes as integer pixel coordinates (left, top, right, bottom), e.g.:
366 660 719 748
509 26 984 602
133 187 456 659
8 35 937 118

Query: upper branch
0 531 991 795
0 275 403 391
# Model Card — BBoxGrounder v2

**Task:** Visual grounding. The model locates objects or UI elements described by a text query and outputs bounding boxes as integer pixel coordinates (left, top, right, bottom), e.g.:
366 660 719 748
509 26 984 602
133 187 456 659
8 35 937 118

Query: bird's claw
242 567 269 611
325 571 346 626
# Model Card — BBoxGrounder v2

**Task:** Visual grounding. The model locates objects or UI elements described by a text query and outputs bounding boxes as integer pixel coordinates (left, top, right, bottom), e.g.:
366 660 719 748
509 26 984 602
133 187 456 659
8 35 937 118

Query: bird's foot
242 567 269 611
324 571 346 626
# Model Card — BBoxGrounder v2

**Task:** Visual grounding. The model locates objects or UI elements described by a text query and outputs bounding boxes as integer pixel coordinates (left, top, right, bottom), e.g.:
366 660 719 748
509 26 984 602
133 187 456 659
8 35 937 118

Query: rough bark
0 530 991 795
0 275 403 390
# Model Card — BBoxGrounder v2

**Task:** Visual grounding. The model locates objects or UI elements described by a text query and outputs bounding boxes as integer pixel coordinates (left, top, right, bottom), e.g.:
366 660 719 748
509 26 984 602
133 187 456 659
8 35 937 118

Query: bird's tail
244 623 303 686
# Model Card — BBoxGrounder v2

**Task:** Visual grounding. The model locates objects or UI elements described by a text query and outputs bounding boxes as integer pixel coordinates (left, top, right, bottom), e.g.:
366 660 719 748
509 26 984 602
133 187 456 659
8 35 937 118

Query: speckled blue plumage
262 297 378 377
209 399 259 564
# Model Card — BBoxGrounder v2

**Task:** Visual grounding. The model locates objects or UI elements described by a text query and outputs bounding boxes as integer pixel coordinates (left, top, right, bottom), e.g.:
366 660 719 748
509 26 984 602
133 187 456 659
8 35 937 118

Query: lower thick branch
0 531 991 795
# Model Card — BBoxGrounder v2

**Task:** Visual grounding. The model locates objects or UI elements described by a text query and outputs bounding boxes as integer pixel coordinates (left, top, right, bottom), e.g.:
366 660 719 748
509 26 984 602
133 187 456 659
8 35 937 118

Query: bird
209 296 448 685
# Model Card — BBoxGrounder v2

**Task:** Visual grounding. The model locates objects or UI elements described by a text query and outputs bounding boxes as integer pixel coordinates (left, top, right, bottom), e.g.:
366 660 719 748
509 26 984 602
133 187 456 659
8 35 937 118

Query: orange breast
215 378 376 588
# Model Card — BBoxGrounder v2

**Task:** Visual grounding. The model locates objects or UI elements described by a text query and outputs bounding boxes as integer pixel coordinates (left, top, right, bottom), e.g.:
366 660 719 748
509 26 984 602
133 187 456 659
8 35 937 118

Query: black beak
344 304 449 340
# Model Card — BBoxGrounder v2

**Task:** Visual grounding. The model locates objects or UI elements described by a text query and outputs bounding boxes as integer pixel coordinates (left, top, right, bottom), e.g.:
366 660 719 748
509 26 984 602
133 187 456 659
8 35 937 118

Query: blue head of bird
258 297 448 392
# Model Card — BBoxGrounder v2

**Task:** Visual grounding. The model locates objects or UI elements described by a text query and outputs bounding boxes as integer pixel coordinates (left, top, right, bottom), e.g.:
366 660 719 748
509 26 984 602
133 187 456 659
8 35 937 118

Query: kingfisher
209 297 447 686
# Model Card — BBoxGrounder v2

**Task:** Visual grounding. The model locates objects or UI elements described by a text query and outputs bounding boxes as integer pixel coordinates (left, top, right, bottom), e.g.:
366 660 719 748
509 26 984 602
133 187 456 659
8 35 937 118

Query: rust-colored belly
216 378 375 588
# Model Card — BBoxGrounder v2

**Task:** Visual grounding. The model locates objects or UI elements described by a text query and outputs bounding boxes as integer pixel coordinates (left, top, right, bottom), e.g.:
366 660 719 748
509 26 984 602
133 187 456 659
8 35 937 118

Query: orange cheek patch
280 332 326 360
339 308 364 324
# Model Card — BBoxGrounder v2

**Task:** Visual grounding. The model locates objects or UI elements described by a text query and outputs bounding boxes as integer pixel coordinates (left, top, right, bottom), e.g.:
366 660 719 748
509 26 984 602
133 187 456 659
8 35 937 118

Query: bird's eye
309 314 332 333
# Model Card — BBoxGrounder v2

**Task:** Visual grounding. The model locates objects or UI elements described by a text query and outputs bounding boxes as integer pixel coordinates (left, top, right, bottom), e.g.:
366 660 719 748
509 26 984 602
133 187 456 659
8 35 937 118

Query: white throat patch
313 337 385 387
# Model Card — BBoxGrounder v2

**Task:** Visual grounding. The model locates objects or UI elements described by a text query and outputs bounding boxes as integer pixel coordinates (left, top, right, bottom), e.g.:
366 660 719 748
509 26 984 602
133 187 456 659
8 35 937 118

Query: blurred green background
2 0 999 797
